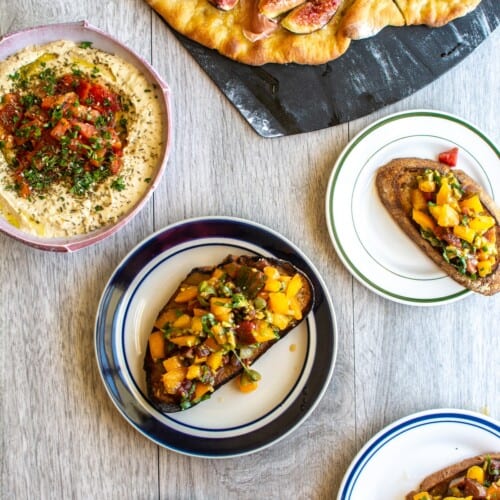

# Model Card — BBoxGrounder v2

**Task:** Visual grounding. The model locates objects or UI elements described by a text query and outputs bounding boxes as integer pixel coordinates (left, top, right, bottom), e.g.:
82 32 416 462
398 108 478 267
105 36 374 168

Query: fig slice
280 0 342 34
208 0 239 11
258 0 307 18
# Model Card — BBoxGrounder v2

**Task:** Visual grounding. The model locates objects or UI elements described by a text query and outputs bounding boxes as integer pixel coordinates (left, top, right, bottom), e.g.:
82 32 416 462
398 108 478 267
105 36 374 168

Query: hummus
0 40 164 238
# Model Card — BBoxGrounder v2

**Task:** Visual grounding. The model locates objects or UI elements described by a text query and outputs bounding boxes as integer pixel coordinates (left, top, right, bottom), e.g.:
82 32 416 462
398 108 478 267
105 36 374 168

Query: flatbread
145 0 483 65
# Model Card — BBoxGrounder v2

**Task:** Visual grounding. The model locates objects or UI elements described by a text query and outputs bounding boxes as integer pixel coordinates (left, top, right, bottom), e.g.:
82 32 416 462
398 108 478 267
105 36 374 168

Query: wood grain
1 2 499 499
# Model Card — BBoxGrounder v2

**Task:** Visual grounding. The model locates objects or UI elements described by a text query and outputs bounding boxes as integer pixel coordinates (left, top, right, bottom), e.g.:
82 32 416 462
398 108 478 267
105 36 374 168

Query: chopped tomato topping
438 147 459 167
0 68 128 197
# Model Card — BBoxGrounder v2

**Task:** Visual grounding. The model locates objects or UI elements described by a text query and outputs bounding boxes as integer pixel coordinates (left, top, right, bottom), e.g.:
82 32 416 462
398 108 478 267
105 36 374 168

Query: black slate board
172 1 499 137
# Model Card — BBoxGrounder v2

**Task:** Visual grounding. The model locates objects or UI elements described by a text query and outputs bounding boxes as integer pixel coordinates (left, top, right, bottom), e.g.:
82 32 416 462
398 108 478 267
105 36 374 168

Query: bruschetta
406 453 500 500
143 254 314 412
376 158 500 295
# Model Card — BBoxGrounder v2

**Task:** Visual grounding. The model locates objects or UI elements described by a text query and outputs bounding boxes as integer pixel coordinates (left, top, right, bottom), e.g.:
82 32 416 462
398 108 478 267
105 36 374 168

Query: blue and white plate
337 408 500 500
95 216 337 457
325 109 500 306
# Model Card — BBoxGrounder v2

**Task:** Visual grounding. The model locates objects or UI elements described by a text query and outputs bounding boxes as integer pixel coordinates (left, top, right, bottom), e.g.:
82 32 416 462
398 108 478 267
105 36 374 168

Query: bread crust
393 0 482 27
339 0 405 39
145 0 483 65
144 254 314 412
405 453 500 499
376 158 500 295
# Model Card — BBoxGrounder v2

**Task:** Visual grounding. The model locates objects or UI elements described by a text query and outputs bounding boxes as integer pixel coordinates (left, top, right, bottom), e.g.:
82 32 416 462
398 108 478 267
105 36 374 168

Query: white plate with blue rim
95 216 337 457
337 408 500 500
325 109 500 306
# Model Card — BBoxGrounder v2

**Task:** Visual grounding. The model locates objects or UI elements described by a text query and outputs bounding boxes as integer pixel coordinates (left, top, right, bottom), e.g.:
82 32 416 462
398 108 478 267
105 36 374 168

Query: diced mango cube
264 278 282 292
478 260 493 277
191 316 203 333
210 297 232 322
413 492 432 500
162 367 187 394
148 331 165 362
162 355 183 372
412 209 436 232
269 292 289 315
203 336 220 352
154 308 179 329
186 364 201 380
286 274 303 298
436 204 460 227
193 382 213 401
436 178 452 205
254 320 277 343
263 266 279 279
271 313 290 330
466 465 485 484
173 314 191 329
169 335 198 347
453 224 476 244
211 323 227 345
174 286 198 303
469 215 495 234
411 188 428 210
206 351 224 371
459 194 484 215
211 268 225 280
192 307 208 317
289 296 303 321
418 179 436 192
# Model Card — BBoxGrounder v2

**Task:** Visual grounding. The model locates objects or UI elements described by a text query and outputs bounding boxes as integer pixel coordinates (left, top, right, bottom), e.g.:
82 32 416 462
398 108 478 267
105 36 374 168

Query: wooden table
1 2 499 499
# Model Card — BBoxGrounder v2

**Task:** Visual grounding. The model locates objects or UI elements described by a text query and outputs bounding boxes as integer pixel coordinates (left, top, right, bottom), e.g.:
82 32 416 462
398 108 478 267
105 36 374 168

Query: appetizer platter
95 216 337 457
337 409 500 500
0 21 172 251
325 109 500 305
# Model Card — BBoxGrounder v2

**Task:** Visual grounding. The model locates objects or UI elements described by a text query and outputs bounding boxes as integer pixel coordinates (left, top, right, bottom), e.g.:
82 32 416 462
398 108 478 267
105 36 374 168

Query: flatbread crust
376 158 500 296
145 0 483 65
339 0 405 39
393 0 482 27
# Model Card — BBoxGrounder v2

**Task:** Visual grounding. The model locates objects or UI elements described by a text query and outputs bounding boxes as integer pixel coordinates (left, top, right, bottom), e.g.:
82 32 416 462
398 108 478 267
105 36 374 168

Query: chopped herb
79 41 93 49
111 177 126 191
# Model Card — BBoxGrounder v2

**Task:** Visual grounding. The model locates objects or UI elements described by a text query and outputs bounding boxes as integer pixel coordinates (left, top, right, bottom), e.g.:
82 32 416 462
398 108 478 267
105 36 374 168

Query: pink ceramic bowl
0 21 172 251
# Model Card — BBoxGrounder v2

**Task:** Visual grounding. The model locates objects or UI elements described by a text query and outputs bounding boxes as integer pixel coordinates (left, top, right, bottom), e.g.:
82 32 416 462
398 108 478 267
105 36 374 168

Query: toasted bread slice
143 254 314 412
406 453 500 500
376 158 500 295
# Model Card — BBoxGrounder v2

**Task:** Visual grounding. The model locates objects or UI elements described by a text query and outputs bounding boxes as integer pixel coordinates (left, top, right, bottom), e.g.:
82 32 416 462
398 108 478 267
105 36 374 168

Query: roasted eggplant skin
144 254 315 413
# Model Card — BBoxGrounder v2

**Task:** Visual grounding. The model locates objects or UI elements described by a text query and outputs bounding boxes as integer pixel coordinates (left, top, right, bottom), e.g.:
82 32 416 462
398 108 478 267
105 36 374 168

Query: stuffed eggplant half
144 254 314 412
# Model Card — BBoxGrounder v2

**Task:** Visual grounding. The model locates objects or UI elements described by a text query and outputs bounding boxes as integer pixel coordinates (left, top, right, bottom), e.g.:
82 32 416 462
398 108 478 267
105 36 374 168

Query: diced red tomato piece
87 84 121 112
50 118 72 139
0 94 23 134
41 92 78 110
14 173 31 198
76 79 91 102
109 155 122 174
438 147 459 167
73 121 97 139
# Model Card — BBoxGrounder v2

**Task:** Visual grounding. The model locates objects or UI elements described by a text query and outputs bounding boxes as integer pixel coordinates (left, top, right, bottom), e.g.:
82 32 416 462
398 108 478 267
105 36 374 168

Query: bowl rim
0 20 172 252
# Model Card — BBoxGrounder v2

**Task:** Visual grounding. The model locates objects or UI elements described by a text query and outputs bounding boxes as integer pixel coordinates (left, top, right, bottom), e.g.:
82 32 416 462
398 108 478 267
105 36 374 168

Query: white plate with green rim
325 109 500 306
